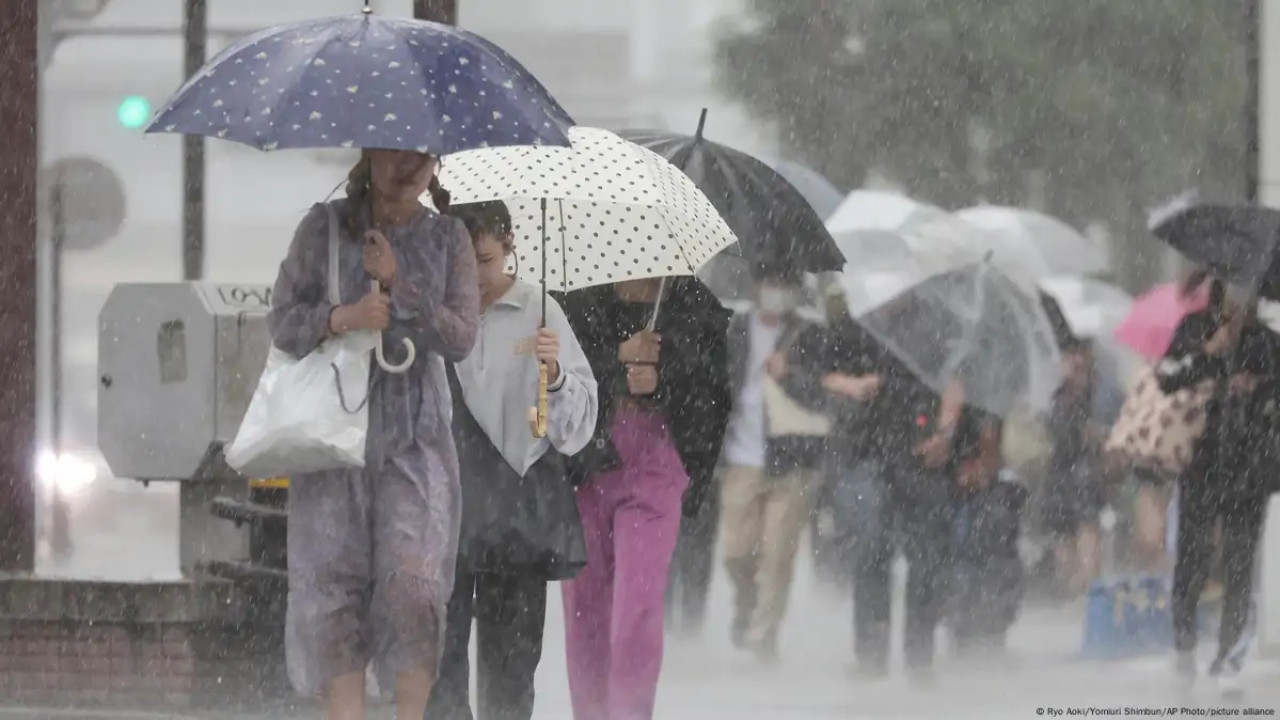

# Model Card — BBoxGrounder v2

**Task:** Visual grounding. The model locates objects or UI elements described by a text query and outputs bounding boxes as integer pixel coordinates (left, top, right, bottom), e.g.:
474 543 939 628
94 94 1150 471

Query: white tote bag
763 323 830 438
225 204 377 478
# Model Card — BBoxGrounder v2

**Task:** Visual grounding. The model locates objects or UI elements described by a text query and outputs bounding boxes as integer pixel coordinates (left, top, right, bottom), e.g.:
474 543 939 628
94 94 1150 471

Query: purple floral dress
267 197 480 697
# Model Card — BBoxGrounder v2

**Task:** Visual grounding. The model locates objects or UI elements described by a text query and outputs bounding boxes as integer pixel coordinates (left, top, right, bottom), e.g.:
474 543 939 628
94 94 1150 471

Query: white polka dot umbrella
436 126 738 292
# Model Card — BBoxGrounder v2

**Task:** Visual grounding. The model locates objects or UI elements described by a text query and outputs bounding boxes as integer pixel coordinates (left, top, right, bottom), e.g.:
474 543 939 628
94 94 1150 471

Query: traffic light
116 95 151 130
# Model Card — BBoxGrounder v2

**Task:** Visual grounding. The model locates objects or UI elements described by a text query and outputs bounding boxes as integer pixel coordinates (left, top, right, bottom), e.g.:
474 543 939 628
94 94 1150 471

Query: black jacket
1157 311 1280 502
781 315 938 473
556 278 732 517
724 311 825 476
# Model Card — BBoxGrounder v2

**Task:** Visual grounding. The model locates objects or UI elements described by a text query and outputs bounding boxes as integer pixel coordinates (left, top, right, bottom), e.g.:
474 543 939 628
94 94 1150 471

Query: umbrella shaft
413 0 458 24
182 0 207 281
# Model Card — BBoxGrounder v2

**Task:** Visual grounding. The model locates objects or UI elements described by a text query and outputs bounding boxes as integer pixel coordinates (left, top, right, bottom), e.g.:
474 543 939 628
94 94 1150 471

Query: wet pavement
21 479 1280 719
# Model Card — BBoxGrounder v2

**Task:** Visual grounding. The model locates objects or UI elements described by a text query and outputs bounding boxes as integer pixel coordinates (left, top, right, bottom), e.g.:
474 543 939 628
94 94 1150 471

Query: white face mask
758 287 798 315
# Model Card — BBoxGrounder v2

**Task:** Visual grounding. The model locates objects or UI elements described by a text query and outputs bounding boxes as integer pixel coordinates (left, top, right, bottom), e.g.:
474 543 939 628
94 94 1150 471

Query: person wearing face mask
719 266 829 662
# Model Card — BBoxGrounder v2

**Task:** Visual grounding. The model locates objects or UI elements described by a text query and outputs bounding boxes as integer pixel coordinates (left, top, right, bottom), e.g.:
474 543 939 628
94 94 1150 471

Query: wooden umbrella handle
527 361 549 438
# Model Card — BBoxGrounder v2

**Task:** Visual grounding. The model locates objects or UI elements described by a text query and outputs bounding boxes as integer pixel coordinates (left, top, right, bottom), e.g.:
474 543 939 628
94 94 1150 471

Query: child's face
472 231 512 298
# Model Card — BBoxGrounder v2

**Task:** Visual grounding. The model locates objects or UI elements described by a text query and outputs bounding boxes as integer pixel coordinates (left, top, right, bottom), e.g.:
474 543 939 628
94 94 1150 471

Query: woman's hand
1205 323 1235 356
1230 372 1259 395
332 286 391 333
535 327 561 383
363 229 398 287
915 432 953 469
618 330 661 364
626 363 659 395
956 458 992 492
1206 307 1248 356
765 352 788 380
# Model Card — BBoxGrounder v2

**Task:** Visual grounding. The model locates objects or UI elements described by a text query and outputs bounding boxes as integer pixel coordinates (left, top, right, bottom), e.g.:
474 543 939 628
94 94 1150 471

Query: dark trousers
425 567 548 720
1172 481 1264 663
665 480 720 634
849 467 952 671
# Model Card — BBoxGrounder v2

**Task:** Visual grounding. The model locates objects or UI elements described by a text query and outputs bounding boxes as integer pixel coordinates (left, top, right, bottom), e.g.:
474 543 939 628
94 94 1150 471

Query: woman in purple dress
268 148 480 720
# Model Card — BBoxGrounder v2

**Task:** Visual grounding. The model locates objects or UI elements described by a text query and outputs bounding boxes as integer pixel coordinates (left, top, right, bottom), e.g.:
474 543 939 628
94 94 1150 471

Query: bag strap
325 203 342 307
322 202 375 415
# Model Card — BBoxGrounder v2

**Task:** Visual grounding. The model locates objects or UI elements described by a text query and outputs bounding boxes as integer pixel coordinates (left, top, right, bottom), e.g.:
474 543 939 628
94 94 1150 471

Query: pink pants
562 409 688 720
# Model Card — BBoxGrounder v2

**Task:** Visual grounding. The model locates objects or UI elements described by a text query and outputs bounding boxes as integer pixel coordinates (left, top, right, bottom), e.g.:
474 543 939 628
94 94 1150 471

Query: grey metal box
98 282 273 482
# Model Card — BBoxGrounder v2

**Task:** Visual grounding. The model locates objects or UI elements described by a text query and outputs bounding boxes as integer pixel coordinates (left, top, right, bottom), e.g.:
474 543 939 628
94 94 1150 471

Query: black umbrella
1149 202 1280 299
618 110 845 280
1038 290 1080 349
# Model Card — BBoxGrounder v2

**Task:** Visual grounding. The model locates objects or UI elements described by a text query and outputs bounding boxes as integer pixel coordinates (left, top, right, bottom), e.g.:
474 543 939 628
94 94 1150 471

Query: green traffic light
116 96 151 129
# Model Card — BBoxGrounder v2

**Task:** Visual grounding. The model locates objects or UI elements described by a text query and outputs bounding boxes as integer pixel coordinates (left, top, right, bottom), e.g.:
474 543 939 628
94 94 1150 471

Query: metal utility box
99 282 277 576
98 282 273 483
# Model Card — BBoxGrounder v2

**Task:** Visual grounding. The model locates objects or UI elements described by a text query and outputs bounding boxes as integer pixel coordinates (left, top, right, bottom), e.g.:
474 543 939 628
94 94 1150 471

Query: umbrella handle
371 280 415 374
527 361 549 438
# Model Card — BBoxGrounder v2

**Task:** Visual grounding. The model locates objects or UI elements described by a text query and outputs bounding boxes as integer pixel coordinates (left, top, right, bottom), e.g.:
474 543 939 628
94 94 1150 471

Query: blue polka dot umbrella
145 9 574 154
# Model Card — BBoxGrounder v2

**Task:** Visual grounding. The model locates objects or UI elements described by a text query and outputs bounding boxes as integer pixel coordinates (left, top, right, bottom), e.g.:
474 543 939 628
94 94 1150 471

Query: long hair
342 151 451 237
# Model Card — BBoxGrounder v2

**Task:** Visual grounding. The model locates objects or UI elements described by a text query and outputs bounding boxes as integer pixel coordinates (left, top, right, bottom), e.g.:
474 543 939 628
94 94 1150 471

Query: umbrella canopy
693 253 758 303
826 190 988 279
1149 202 1280 299
835 269 920 319
617 121 844 278
957 205 1106 277
1039 289 1142 423
1113 282 1209 360
767 159 844 219
856 261 1062 416
1038 291 1078 349
147 12 574 154
437 126 736 292
1038 276 1133 340
697 157 844 301
698 157 844 303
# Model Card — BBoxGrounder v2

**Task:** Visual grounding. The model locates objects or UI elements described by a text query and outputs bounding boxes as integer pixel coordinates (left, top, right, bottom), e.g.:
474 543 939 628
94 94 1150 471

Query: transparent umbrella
827 190 989 278
1038 275 1134 340
856 260 1063 417
957 205 1107 277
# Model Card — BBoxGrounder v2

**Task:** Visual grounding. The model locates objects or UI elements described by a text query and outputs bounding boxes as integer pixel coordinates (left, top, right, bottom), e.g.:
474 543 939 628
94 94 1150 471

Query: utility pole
0 0 40 572
183 0 207 280
1247 0 1260 204
414 0 458 25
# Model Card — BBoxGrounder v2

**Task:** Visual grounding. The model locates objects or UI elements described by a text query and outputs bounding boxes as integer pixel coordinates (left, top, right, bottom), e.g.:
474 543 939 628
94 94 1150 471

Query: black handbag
446 364 587 581
568 425 622 485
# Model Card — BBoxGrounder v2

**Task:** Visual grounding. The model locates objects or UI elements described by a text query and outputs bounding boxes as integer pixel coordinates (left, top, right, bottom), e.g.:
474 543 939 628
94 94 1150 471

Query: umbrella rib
260 25 356 149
